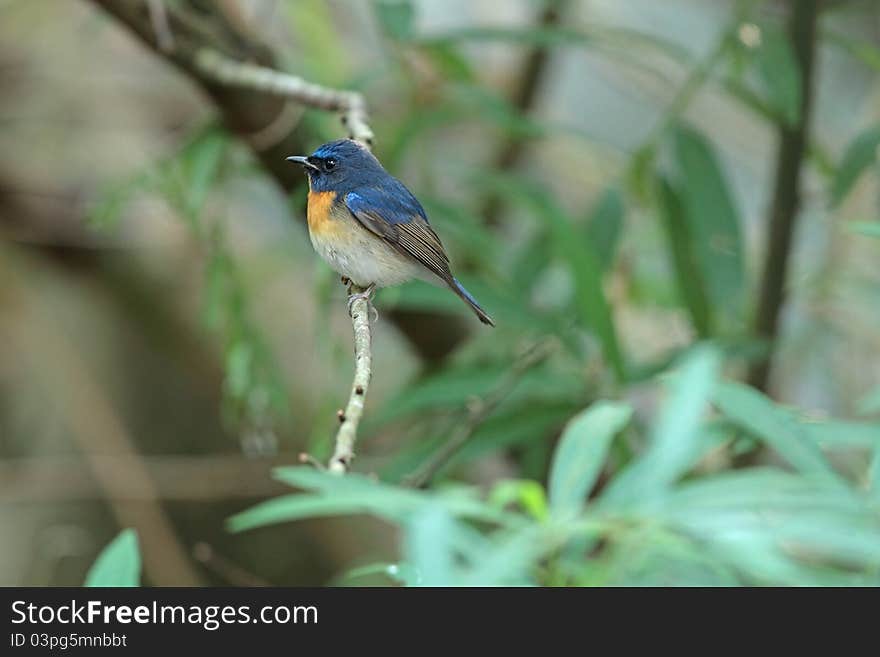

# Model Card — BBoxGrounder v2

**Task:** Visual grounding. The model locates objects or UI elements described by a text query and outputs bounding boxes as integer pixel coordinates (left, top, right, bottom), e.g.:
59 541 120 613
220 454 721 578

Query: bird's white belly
309 220 424 288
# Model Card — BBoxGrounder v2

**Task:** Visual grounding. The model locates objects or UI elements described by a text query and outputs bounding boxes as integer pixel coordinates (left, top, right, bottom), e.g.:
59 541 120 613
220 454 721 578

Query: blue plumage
287 139 495 326
345 187 426 225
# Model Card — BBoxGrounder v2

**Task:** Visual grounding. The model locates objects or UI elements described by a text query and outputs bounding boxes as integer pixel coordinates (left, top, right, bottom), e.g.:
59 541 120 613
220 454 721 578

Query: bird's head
286 139 383 192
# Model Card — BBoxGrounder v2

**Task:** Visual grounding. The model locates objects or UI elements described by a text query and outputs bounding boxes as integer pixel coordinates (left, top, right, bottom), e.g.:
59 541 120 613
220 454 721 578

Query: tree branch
327 286 373 474
747 0 820 393
193 49 373 146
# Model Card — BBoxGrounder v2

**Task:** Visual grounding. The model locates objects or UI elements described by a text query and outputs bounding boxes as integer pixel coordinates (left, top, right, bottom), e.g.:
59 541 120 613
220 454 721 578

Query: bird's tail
450 278 495 327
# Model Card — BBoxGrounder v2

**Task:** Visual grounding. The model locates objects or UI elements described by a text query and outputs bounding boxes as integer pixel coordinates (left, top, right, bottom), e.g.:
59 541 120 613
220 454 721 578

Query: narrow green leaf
489 479 548 521
672 125 745 326
404 503 457 586
227 494 402 532
713 382 842 483
584 187 625 271
337 562 419 586
228 469 519 532
183 131 228 220
459 525 546 586
801 420 880 448
656 177 714 336
85 529 141 587
554 224 626 380
548 401 633 518
602 345 721 505
754 24 802 126
832 126 880 207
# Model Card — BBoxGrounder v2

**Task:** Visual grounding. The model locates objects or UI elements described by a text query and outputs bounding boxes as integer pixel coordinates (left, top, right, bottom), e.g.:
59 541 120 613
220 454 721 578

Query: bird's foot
340 276 350 287
347 283 376 319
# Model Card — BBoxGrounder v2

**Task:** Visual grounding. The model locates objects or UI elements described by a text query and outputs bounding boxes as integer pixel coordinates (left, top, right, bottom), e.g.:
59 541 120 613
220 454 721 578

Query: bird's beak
286 155 319 172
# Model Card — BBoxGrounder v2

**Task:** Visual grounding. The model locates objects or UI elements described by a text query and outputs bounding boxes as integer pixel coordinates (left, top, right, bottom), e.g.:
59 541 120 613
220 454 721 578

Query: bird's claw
347 284 376 320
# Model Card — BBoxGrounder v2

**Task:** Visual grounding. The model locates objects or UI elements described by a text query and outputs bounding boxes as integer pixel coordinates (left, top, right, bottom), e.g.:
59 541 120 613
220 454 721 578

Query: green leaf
183 131 228 220
228 469 519 532
672 125 745 326
800 420 880 449
459 525 546 586
489 479 548 521
754 24 802 127
227 493 400 532
373 0 415 41
404 503 457 586
657 469 878 584
584 187 625 271
337 561 419 586
713 382 842 484
603 345 721 505
548 401 633 518
656 177 713 336
85 529 141 587
553 223 626 379
418 25 594 48
832 125 880 207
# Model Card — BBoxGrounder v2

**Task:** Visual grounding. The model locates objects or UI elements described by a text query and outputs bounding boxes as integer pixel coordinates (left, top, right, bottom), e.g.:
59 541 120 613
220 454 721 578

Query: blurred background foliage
1 0 878 586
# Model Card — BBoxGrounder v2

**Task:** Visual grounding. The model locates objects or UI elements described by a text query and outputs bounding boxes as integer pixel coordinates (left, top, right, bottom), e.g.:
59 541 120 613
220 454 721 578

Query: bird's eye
324 158 337 171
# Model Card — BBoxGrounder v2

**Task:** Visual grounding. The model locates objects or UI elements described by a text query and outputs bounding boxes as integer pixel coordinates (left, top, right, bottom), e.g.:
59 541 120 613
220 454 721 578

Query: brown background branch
747 0 821 393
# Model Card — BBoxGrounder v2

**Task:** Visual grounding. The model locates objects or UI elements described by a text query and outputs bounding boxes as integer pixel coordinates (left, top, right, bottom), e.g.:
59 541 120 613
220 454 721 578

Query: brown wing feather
348 208 453 283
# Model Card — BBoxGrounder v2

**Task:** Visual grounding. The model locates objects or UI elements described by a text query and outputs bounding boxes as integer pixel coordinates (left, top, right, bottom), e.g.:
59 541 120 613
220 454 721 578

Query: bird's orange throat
306 190 339 235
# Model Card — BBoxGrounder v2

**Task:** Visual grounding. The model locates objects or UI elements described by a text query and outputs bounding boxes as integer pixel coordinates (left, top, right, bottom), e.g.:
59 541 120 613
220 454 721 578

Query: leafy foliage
84 530 141 588
231 345 880 586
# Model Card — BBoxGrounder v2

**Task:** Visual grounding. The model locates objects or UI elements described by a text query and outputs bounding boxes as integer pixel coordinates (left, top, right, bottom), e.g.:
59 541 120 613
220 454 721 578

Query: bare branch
194 49 373 146
327 286 373 474
747 0 820 393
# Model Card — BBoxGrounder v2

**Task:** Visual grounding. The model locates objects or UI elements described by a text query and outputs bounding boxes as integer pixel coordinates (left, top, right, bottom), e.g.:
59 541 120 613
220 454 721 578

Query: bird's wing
344 186 452 282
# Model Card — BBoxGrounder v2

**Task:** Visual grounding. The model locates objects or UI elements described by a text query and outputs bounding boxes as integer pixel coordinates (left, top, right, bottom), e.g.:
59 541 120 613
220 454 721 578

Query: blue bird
287 139 495 326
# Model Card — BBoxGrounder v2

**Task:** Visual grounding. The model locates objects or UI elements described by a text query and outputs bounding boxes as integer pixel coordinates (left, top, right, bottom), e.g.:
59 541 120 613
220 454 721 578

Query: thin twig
403 341 556 489
194 49 373 146
747 0 820 393
327 285 373 474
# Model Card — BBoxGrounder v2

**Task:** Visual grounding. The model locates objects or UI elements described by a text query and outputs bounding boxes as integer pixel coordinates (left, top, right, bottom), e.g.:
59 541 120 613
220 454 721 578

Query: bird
286 139 495 326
